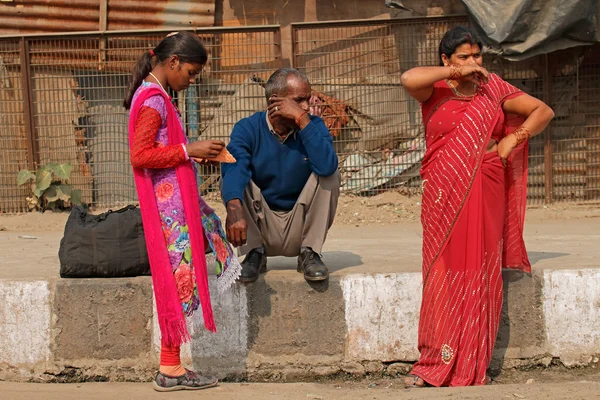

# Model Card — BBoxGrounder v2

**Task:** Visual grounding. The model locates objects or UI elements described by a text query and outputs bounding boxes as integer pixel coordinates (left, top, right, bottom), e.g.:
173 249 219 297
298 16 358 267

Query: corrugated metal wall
0 0 215 34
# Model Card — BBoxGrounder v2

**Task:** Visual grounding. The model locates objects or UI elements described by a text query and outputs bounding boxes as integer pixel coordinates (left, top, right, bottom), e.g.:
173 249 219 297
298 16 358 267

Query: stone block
246 275 346 362
341 361 365 375
364 361 384 373
151 278 249 378
386 362 411 376
543 269 600 363
0 281 51 364
189 279 249 378
489 270 547 373
341 273 422 362
54 278 153 360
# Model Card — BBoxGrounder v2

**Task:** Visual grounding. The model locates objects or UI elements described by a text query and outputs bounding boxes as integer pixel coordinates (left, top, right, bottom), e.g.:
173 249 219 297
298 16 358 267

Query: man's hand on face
225 199 247 248
267 96 310 128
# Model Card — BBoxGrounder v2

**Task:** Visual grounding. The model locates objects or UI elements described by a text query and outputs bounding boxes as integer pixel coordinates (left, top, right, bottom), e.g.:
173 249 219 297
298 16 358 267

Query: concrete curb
1 269 599 382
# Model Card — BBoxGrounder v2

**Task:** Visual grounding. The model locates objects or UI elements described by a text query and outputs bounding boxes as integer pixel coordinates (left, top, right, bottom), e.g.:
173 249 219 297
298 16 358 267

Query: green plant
17 163 82 211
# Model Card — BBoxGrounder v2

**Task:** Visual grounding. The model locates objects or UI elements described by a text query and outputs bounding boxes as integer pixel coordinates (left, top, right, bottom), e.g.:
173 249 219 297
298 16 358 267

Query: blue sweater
221 112 338 211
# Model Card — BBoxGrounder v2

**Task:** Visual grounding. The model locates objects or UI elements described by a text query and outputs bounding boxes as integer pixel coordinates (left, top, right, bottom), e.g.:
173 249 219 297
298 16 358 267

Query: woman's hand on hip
497 134 518 167
186 140 225 159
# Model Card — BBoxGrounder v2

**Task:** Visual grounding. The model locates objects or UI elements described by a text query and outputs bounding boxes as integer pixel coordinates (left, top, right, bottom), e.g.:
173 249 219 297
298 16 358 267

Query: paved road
2 380 600 400
2 218 600 279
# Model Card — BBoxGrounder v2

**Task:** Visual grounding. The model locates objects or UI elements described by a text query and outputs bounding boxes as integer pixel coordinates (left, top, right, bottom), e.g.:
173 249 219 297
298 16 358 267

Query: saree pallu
411 74 531 387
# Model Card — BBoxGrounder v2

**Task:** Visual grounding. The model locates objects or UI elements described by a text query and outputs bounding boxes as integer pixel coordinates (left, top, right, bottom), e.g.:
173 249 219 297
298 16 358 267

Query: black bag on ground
59 205 150 278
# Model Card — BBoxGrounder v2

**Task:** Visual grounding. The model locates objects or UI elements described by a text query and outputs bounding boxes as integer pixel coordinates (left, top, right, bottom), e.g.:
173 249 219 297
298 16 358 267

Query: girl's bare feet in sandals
404 374 427 388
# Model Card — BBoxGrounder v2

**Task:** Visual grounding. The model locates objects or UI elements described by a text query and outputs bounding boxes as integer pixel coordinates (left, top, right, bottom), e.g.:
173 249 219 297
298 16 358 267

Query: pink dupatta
129 87 216 347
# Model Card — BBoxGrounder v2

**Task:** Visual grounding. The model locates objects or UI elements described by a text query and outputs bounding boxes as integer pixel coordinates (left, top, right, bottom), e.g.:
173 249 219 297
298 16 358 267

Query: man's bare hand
267 96 307 124
226 199 247 247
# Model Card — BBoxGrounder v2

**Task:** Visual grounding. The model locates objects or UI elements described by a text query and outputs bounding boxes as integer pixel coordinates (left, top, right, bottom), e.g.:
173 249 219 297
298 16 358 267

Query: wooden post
20 38 38 170
99 0 108 30
543 53 554 204
290 25 297 69
98 0 108 70
274 27 283 69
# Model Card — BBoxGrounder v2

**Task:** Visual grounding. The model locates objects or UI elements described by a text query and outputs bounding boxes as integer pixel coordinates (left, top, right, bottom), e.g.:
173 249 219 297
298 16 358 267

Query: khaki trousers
240 171 340 257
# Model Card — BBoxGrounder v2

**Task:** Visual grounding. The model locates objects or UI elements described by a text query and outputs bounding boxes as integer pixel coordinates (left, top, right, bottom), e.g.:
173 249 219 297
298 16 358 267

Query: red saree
411 74 531 387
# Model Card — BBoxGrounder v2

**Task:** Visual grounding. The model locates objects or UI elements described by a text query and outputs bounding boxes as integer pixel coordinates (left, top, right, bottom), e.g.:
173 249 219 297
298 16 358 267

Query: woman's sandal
404 374 429 388
403 374 492 388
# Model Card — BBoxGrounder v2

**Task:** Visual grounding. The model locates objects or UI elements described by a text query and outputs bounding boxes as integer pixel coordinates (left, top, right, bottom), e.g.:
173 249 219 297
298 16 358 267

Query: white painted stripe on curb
341 273 422 362
152 278 248 366
0 281 51 364
543 269 600 362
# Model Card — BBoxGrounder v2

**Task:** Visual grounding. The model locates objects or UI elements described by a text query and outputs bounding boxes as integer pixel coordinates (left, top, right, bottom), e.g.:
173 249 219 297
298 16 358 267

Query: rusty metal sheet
0 0 215 34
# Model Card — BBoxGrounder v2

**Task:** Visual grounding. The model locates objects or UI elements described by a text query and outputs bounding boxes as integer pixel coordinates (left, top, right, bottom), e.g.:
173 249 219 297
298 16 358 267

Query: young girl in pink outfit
124 31 240 392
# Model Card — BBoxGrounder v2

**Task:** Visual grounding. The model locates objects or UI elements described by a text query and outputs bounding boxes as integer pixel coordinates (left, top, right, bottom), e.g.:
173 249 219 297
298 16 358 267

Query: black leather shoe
297 248 329 281
239 248 267 283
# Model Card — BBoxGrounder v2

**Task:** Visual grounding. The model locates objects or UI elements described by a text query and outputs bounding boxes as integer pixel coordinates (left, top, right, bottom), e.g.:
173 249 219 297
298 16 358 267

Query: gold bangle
448 64 462 81
511 125 531 145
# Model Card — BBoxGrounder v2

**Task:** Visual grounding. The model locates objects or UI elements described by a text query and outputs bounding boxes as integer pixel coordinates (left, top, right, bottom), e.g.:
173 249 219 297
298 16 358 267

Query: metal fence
0 26 281 212
1 16 599 212
292 17 467 196
292 17 600 204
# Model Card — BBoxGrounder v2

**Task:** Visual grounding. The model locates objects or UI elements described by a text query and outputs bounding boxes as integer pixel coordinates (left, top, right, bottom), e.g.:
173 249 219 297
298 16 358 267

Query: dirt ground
1 192 599 232
0 194 599 396
1 370 599 400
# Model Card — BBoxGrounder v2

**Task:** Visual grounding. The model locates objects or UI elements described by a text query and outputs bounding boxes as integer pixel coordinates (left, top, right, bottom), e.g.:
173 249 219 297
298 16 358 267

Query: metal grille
0 40 29 212
292 17 470 196
486 46 600 203
0 26 281 212
550 47 600 202
1 17 600 212
484 54 547 203
195 27 282 194
28 37 101 207
292 17 600 204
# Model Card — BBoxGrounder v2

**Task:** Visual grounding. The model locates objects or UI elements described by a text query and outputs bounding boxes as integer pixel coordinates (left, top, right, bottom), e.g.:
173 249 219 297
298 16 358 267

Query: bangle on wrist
295 111 308 126
448 64 462 81
511 125 531 145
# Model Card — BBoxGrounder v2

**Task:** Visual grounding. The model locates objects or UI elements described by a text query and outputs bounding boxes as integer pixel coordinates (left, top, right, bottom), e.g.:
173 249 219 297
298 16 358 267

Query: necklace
445 79 475 97
148 72 179 112
148 72 168 95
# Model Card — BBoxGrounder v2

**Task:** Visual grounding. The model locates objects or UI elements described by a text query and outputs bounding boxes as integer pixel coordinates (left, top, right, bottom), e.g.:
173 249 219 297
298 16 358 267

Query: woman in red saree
400 27 554 387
